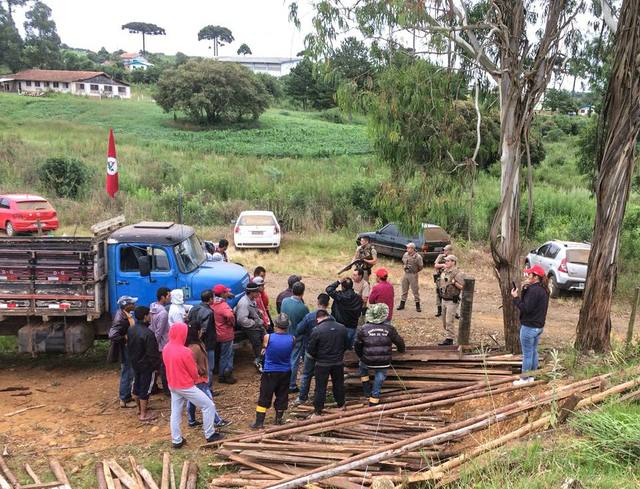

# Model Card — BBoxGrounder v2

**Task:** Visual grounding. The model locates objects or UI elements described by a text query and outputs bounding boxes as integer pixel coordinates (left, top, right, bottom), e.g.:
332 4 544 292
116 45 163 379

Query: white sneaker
513 377 534 386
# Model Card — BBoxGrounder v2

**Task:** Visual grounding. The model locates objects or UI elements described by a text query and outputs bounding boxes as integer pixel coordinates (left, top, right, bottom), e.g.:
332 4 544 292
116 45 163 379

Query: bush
545 128 565 142
255 73 283 100
155 59 271 124
38 157 90 198
314 108 346 124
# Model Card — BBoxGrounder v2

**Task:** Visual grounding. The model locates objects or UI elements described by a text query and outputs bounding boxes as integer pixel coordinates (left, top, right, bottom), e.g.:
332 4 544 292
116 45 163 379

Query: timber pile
207 369 640 489
0 456 71 489
96 453 198 489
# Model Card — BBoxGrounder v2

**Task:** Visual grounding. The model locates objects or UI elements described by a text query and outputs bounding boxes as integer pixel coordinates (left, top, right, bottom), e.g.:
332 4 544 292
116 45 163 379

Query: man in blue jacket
281 281 309 393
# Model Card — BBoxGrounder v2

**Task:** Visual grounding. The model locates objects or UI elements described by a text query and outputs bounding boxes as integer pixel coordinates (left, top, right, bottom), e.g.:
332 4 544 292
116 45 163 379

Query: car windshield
17 201 52 211
173 234 206 273
423 226 450 241
239 215 275 226
566 248 590 265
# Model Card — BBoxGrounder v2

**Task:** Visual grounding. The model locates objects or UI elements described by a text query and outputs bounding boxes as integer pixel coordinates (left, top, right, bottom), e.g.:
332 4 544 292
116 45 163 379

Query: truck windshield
174 234 206 273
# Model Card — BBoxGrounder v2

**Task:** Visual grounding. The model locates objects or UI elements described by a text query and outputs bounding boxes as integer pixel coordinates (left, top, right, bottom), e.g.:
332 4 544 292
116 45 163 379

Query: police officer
433 244 453 317
353 236 378 282
438 255 465 346
397 243 424 312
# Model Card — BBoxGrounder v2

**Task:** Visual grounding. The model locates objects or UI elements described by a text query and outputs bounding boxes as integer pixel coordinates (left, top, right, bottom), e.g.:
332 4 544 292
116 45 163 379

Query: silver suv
525 240 591 298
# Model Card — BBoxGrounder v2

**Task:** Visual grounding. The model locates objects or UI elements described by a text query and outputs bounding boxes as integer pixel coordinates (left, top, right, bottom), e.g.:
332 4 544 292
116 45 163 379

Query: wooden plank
106 460 140 489
127 457 144 489
178 462 189 489
161 453 170 489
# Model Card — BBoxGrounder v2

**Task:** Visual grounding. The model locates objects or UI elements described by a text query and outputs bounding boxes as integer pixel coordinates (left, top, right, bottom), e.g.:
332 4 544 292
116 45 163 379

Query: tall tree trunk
575 0 640 352
142 32 146 54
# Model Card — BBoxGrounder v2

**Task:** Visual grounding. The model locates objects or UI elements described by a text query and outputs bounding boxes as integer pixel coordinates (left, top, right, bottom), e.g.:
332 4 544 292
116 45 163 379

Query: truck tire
549 275 560 299
5 221 14 237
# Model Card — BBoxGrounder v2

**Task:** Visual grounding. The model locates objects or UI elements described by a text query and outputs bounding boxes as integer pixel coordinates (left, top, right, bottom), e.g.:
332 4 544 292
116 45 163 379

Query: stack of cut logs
206 346 640 489
0 456 71 489
96 454 198 489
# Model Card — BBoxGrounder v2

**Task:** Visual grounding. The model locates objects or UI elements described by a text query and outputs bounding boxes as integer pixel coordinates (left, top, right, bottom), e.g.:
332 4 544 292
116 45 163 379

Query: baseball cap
253 276 265 285
375 268 388 279
274 313 290 329
445 255 458 263
117 295 138 307
246 282 261 293
213 284 231 296
523 264 545 278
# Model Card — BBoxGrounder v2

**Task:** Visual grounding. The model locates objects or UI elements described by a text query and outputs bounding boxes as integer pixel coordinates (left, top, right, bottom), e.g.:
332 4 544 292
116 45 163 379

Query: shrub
155 59 271 124
314 108 346 124
545 128 565 142
38 157 90 198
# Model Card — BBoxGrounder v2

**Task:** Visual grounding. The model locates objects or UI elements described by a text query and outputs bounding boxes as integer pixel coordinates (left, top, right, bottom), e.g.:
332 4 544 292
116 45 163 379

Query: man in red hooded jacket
162 322 223 448
212 284 237 384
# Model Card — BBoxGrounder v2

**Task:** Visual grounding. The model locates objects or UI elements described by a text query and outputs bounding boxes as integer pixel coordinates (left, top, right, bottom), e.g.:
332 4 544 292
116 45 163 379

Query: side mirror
138 256 152 277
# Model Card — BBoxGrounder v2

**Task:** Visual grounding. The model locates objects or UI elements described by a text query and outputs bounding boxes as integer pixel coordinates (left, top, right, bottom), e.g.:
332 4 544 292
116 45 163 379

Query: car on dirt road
357 223 451 263
0 194 59 236
233 210 281 251
525 240 591 298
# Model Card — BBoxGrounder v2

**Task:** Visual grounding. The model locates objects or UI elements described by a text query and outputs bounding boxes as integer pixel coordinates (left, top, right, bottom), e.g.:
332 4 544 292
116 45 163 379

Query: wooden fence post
458 277 475 345
626 286 640 347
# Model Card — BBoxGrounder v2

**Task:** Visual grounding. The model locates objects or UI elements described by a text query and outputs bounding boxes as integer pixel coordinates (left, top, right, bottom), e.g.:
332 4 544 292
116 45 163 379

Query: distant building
0 69 130 98
578 105 595 116
215 56 302 77
120 52 154 71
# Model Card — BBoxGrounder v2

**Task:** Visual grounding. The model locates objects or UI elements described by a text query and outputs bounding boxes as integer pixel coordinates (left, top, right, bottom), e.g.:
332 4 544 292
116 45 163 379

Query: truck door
115 244 178 306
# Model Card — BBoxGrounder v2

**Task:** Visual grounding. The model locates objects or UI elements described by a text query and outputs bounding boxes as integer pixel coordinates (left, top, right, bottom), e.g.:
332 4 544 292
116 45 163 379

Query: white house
120 52 154 71
578 105 595 116
215 56 302 77
0 69 130 98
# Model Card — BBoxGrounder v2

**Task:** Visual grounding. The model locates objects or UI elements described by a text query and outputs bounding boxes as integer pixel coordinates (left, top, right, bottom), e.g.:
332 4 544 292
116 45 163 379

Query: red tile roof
9 69 110 82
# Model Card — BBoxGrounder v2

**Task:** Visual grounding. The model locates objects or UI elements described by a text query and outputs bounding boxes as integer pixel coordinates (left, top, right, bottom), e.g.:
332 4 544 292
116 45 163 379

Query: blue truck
0 216 250 353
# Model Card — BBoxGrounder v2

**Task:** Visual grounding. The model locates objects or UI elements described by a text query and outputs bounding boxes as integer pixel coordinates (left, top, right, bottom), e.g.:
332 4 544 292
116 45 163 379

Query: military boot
368 397 380 407
250 411 266 429
416 302 421 312
396 301 406 311
361 376 372 398
275 410 286 425
435 306 442 317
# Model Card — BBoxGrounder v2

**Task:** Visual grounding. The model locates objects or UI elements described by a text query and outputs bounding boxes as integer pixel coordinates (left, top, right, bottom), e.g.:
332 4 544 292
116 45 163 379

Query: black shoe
275 410 285 425
216 419 232 428
188 420 202 427
250 411 266 429
396 301 406 311
288 387 299 394
172 438 186 449
416 302 421 312
455 313 460 320
206 433 224 443
435 306 442 317
438 338 454 346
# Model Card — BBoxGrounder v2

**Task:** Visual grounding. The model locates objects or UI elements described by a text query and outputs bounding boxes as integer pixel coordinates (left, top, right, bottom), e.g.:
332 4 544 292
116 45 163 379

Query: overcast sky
14 0 313 58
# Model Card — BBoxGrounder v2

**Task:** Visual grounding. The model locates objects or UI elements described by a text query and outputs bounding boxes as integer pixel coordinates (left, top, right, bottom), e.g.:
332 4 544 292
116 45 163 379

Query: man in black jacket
108 295 137 408
187 290 217 388
354 303 405 406
306 309 349 415
127 305 161 421
326 278 362 349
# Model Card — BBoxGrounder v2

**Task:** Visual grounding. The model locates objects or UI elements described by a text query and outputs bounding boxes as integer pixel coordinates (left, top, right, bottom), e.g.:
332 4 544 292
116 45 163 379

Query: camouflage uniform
354 243 377 283
439 266 465 341
400 251 424 303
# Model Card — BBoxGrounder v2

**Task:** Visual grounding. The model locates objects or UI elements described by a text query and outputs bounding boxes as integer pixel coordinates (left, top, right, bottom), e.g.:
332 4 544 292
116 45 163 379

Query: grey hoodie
149 301 170 351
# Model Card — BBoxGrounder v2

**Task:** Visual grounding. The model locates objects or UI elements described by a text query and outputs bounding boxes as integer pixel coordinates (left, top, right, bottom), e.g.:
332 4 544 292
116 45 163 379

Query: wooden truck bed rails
0 236 107 320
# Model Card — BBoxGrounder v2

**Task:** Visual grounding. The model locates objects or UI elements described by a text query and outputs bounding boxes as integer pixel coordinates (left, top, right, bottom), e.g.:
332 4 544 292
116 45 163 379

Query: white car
233 211 281 251
525 240 590 298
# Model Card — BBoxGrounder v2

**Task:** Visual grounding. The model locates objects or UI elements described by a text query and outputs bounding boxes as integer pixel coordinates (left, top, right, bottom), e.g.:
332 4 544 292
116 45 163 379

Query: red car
0 194 59 236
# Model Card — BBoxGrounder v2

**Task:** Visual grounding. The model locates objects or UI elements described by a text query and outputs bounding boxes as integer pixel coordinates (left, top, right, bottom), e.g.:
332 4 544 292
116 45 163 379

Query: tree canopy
0 3 23 71
237 43 252 55
154 59 270 124
198 25 234 56
284 58 336 110
121 21 166 54
22 0 62 69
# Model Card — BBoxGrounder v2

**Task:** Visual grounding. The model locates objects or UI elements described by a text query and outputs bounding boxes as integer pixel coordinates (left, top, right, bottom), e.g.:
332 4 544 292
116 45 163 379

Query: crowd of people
108 237 548 448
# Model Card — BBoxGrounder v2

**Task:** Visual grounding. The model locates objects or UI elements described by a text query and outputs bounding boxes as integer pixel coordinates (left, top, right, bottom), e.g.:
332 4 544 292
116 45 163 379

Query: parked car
525 240 591 298
0 194 59 236
233 210 281 251
357 223 451 262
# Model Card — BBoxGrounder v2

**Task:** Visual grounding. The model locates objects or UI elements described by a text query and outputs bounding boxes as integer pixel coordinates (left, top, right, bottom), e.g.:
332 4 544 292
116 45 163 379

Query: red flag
106 128 119 198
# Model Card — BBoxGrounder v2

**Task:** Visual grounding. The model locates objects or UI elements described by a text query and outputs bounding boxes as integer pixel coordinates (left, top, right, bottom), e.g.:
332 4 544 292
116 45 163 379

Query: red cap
523 264 545 278
375 268 388 279
213 284 231 295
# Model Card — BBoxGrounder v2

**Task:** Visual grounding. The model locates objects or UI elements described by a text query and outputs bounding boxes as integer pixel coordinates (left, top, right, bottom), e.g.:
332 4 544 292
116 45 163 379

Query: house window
78 83 85 89
103 85 113 92
53 82 59 88
26 81 32 87
63 83 69 88
118 86 127 94
44 81 49 87
34 81 40 87
90 84 99 91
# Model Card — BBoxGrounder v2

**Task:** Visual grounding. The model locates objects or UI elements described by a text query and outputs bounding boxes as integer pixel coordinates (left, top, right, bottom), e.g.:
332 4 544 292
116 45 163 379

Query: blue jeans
290 337 307 389
218 341 234 379
119 347 134 401
207 350 216 389
187 382 222 425
520 325 543 375
359 361 388 399
346 328 356 349
298 353 316 402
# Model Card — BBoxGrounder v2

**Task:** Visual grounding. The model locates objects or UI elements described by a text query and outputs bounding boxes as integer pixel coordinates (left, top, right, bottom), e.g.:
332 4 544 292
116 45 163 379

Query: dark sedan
357 223 451 263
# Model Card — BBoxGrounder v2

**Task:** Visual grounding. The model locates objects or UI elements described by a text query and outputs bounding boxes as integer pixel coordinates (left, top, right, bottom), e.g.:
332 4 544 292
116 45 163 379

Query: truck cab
107 222 249 313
